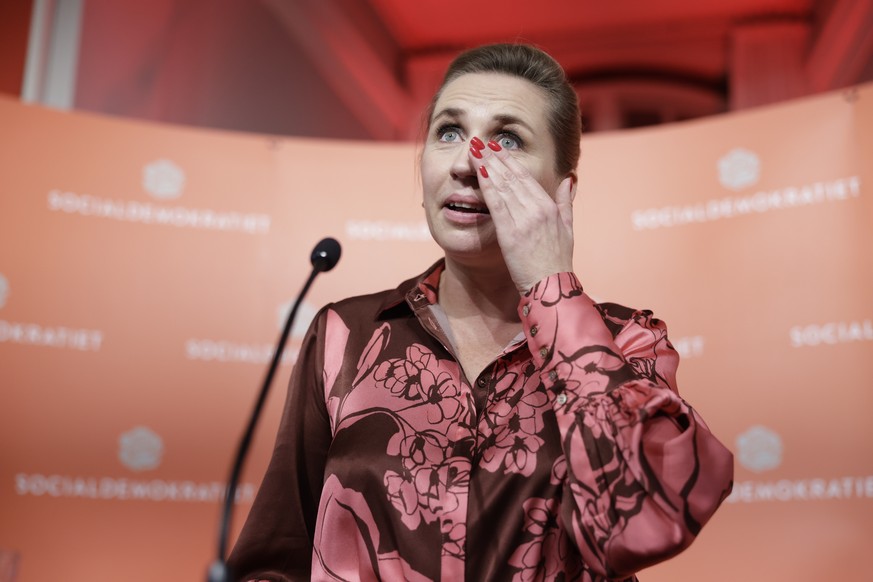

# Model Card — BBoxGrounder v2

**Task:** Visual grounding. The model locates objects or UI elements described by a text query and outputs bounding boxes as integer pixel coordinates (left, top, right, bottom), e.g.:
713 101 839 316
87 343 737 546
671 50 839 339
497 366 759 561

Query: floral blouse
227 261 733 581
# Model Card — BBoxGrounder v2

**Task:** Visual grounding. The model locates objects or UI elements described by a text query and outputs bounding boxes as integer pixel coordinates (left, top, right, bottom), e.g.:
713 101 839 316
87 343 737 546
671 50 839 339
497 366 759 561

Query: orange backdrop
0 84 870 581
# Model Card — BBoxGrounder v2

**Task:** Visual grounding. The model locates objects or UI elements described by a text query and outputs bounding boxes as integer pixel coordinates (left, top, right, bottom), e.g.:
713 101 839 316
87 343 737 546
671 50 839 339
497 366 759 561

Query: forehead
432 72 550 124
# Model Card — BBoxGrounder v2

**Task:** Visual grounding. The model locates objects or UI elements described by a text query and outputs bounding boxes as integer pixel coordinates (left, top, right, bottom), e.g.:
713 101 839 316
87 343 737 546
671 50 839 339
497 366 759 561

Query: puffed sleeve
519 273 734 580
226 307 333 582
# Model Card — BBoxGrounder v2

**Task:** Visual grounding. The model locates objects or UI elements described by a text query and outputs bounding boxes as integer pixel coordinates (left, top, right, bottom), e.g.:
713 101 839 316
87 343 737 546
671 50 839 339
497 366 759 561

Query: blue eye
496 132 521 150
437 125 463 143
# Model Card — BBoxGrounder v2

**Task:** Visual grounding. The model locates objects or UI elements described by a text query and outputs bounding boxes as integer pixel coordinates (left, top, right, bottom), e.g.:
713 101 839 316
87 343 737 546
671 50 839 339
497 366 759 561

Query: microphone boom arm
208 238 341 582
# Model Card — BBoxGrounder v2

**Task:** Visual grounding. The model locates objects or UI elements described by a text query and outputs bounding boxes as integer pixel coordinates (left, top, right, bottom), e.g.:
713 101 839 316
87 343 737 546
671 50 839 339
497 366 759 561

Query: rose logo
143 159 185 199
277 300 318 339
0 274 8 309
736 425 782 473
718 148 760 191
119 426 164 471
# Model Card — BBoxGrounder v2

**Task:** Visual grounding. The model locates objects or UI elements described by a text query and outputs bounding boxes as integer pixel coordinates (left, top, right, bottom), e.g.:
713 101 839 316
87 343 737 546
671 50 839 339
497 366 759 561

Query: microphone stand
207 238 341 582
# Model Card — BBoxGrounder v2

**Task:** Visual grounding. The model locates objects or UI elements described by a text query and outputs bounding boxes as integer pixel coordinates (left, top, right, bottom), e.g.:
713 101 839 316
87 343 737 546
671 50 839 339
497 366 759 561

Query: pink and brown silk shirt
228 261 733 581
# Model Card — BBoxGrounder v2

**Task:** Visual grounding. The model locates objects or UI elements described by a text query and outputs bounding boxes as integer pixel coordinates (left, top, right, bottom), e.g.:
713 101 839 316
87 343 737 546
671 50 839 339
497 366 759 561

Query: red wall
0 0 33 96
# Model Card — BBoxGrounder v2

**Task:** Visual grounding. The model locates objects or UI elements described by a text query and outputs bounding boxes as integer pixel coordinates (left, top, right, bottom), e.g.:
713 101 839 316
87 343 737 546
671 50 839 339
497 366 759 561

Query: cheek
419 167 434 201
419 154 442 201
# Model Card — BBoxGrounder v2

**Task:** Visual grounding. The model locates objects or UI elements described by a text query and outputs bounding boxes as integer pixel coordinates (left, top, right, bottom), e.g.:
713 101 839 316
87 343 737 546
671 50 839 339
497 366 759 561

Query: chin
431 229 483 252
437 236 504 266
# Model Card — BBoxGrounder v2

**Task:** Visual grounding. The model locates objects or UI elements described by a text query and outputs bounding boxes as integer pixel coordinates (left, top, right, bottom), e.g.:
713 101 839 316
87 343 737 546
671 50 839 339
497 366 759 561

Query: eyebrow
431 107 463 123
431 108 535 134
493 113 534 134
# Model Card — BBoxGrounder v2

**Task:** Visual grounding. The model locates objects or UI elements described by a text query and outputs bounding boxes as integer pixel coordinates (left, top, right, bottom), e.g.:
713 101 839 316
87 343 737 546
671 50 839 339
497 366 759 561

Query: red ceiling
368 0 813 51
54 0 873 139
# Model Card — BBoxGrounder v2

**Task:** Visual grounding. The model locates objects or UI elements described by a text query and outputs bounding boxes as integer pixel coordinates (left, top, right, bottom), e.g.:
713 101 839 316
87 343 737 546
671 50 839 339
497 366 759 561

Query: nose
450 140 478 183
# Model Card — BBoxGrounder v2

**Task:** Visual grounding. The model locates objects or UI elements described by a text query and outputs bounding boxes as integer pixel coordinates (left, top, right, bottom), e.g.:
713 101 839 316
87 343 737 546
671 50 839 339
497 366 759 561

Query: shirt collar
376 259 445 317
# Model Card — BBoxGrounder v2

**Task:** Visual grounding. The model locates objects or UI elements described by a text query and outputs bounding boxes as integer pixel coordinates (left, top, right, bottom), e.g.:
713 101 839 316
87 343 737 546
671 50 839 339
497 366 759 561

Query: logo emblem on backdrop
142 159 186 200
736 425 782 472
0 274 8 308
277 300 319 339
718 148 760 191
119 426 164 471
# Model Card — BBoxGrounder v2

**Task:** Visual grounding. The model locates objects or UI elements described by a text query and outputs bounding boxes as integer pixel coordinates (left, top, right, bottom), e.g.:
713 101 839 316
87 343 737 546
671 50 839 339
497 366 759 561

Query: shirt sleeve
518 272 734 580
226 307 333 582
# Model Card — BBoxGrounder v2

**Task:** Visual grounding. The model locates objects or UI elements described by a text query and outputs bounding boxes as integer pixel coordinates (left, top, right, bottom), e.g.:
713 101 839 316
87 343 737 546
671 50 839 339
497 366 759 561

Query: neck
438 256 521 322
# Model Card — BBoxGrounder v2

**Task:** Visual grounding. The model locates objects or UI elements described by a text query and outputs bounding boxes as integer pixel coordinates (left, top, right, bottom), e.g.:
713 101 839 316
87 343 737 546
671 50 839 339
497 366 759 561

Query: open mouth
445 202 490 215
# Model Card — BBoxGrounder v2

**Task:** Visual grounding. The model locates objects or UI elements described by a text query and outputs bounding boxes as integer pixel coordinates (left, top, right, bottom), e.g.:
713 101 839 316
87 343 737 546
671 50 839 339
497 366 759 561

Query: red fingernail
470 146 483 159
471 137 485 150
479 165 489 178
487 140 502 151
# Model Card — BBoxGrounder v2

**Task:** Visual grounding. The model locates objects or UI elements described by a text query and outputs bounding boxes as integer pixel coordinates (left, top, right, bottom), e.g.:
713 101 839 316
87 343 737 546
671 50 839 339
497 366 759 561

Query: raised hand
470 138 577 294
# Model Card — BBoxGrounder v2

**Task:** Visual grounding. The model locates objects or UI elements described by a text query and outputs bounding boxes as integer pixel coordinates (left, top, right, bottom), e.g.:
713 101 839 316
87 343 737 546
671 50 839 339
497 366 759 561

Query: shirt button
477 377 487 387
530 325 538 336
522 304 530 316
556 393 568 405
548 370 558 382
539 346 549 358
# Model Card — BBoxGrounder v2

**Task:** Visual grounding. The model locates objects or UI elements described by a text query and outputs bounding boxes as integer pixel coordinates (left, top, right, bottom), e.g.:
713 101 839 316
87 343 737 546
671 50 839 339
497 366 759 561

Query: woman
228 43 733 581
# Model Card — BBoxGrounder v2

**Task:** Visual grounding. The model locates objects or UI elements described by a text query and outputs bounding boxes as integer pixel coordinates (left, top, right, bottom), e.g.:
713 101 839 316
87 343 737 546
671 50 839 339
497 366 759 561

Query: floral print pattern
509 497 583 582
228 262 734 582
478 361 550 477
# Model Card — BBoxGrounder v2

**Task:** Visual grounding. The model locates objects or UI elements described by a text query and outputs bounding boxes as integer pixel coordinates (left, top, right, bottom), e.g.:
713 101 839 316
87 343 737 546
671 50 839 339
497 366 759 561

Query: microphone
310 236 342 273
208 237 342 582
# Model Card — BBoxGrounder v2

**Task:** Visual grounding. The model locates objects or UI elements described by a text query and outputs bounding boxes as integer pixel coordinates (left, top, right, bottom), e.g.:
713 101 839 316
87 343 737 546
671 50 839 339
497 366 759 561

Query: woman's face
420 72 563 264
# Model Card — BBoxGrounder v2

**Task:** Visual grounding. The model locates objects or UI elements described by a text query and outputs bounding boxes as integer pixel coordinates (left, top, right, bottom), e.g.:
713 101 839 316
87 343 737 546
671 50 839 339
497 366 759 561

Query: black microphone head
310 237 342 272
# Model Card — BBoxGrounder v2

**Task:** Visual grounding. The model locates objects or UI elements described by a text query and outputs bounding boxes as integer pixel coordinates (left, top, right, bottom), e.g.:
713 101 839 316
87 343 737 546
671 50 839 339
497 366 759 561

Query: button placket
473 367 495 414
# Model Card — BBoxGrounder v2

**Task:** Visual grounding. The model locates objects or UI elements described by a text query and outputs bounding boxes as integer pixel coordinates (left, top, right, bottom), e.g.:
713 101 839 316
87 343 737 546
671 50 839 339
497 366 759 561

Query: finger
470 146 524 221
475 162 514 224
475 146 533 216
485 143 549 205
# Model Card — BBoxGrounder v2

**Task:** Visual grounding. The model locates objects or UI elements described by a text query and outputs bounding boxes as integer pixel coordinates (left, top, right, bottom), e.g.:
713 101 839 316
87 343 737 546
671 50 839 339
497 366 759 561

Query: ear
566 170 578 202
555 173 577 232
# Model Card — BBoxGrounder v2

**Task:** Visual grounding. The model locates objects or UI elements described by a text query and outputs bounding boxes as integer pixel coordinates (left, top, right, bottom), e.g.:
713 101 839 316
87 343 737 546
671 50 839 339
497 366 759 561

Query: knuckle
494 178 513 193
489 196 507 211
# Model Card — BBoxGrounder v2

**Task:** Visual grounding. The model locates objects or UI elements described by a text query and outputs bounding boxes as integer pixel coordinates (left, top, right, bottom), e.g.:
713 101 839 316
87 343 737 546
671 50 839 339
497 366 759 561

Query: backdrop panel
0 84 870 581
